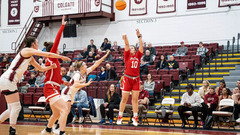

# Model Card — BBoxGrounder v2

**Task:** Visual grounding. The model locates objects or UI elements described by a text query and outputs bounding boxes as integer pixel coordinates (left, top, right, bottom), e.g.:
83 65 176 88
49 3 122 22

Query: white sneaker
41 129 51 135
53 129 60 135
72 117 77 123
236 118 240 123
79 117 84 123
117 116 123 125
132 116 138 126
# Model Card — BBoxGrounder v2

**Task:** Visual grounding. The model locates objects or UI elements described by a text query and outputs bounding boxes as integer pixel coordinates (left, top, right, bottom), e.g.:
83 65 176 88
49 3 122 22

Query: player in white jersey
0 37 70 135
52 51 110 135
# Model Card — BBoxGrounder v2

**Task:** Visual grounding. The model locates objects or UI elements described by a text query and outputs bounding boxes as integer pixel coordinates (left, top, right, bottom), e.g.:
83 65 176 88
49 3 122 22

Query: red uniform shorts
43 84 60 102
120 76 140 92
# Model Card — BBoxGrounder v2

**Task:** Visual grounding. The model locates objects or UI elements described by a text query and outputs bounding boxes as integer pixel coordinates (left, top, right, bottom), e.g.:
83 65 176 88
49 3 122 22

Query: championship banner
8 0 20 25
129 0 147 16
187 0 206 9
219 0 240 7
156 0 176 14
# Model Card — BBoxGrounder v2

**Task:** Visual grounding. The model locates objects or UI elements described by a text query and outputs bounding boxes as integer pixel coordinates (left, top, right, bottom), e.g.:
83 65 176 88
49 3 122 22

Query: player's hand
87 78 92 85
136 29 141 37
63 81 70 86
51 63 57 69
62 15 67 25
61 56 71 62
122 34 127 40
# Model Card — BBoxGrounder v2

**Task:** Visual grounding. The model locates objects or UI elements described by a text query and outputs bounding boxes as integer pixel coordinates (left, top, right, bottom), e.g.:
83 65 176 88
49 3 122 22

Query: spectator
142 50 154 65
4 54 11 62
38 58 45 67
144 73 155 96
237 80 240 87
104 50 113 62
173 41 188 56
144 42 156 61
232 86 240 122
218 87 232 112
96 67 107 81
216 79 226 96
87 39 97 53
67 65 76 78
87 52 96 63
198 80 210 99
100 38 111 51
99 84 121 124
0 57 9 69
178 84 202 129
233 86 240 95
155 55 167 70
125 83 149 124
60 67 71 91
140 60 149 79
165 55 179 70
26 72 36 87
202 86 218 123
106 63 117 81
35 71 45 88
71 89 89 123
196 42 208 57
0 53 3 62
81 48 88 59
111 41 119 51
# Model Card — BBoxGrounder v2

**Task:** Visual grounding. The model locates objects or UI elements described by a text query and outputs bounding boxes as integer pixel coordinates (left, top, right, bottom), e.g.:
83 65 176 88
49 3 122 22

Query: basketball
115 0 126 11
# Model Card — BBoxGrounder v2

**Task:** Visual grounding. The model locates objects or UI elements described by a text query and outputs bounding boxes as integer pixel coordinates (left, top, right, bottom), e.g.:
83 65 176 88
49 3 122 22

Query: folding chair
212 99 235 129
105 108 119 123
155 98 175 127
28 96 48 121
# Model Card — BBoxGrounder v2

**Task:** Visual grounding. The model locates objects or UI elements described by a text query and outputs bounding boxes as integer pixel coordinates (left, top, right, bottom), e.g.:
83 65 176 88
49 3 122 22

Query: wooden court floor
1 123 240 135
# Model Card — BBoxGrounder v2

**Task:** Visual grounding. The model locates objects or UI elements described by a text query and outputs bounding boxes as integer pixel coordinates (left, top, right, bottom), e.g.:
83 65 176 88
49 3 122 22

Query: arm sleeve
211 95 219 104
196 48 200 55
50 25 65 53
176 48 180 54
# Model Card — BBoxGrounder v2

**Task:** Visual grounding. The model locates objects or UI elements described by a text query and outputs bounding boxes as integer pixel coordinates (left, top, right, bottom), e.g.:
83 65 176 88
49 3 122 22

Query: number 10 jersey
124 50 143 77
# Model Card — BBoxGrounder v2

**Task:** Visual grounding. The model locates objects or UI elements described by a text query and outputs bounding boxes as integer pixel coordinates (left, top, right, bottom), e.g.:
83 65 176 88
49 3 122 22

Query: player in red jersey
41 16 70 135
117 29 143 126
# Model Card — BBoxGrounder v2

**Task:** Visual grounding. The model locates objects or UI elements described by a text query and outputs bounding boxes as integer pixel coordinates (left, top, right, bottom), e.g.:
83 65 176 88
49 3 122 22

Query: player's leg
131 90 140 126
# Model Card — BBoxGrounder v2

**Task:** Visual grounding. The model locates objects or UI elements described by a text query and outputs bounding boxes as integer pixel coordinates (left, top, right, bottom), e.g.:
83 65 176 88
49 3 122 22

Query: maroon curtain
8 0 20 25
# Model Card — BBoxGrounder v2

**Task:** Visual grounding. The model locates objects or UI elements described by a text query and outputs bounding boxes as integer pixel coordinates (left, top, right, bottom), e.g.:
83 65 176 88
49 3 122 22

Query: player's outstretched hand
61 56 71 62
122 34 127 40
62 15 67 25
51 63 57 69
63 81 70 86
136 29 141 37
87 78 92 86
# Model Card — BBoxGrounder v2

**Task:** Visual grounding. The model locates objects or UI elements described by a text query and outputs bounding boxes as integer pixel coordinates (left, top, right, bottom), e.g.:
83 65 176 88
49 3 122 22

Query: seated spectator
144 42 156 61
60 67 71 91
26 72 36 87
237 80 240 87
67 65 76 78
99 84 120 124
165 55 179 70
35 71 45 88
155 55 167 70
96 67 107 81
87 52 96 63
140 60 149 80
196 42 208 57
142 50 154 65
104 50 113 62
173 41 188 56
202 86 218 124
0 57 9 69
100 38 111 51
71 89 89 123
0 53 3 62
144 73 155 96
38 58 45 67
111 41 119 51
216 79 226 96
4 54 11 62
87 39 97 53
106 63 117 81
233 86 240 95
81 48 88 59
198 80 210 99
125 83 149 124
178 84 202 129
218 87 232 112
232 87 240 122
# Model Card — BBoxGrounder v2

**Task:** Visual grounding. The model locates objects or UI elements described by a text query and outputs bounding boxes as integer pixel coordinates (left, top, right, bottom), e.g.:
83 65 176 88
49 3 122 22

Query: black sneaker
9 127 16 135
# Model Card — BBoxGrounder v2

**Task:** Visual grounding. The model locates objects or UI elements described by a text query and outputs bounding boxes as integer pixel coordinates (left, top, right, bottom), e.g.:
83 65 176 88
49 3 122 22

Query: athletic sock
119 112 123 117
60 131 65 135
133 113 138 117
46 127 52 132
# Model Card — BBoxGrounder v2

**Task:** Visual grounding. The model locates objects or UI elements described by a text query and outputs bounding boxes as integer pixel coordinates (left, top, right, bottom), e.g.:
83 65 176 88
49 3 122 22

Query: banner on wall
219 0 240 7
129 0 147 16
33 0 102 17
8 0 20 25
187 0 206 9
156 0 176 14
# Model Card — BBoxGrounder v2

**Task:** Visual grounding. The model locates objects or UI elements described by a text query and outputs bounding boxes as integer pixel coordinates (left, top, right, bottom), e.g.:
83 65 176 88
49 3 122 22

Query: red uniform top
44 25 65 85
124 50 143 77
204 92 219 105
